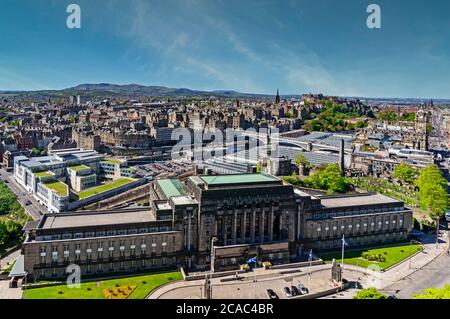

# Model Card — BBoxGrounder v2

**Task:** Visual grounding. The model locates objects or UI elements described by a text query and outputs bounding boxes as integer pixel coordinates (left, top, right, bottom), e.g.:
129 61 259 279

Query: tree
413 285 450 299
417 165 448 238
353 288 387 299
393 163 417 184
295 154 311 168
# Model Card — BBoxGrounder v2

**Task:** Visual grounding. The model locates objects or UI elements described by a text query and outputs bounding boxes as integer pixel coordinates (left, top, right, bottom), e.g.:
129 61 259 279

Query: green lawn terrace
33 171 54 178
102 159 123 165
23 271 182 299
68 164 90 172
75 178 135 200
319 243 422 271
44 181 69 197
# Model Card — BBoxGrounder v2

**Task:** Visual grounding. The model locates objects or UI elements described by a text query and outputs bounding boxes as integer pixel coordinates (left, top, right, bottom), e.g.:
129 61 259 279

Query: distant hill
0 83 303 100
64 83 293 99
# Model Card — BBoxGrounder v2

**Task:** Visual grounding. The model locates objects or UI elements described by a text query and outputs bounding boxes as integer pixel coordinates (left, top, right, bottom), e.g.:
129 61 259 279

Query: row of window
39 257 172 278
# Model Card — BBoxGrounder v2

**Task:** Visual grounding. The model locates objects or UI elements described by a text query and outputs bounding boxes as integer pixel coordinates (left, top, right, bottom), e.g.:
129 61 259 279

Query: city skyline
1 0 450 99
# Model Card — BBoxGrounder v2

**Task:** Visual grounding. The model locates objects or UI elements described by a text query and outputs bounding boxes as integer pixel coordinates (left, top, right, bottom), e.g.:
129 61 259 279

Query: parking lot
135 160 192 177
154 267 337 299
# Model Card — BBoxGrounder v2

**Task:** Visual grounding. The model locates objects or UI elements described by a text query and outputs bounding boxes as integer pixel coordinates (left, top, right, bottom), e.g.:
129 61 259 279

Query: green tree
393 163 417 184
295 154 311 168
353 288 387 299
417 165 448 236
413 285 450 299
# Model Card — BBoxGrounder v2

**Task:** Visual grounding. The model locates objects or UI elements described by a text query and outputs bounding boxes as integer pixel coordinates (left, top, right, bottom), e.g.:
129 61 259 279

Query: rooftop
102 159 123 165
156 179 186 199
199 174 279 186
33 171 53 178
68 165 90 172
319 193 402 209
40 209 154 230
44 181 68 197
76 178 134 200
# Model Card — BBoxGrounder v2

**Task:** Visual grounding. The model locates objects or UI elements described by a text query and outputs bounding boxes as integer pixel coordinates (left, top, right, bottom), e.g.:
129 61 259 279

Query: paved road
0 169 43 221
381 251 450 299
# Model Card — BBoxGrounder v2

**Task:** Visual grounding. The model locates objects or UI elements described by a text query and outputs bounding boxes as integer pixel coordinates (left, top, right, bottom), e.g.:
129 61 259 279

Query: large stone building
22 173 413 280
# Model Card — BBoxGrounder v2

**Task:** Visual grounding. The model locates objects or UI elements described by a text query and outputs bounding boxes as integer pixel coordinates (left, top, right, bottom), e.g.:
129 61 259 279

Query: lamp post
209 237 218 299
409 239 422 270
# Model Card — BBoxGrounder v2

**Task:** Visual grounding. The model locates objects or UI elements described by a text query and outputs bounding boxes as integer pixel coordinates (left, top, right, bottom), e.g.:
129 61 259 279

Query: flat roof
156 179 186 198
68 165 90 171
40 210 154 230
320 193 402 209
171 196 198 206
44 181 68 197
199 174 279 186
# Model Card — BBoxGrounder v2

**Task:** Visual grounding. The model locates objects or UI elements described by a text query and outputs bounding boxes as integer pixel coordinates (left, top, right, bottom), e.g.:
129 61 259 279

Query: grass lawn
23 271 182 299
44 181 68 197
68 165 90 172
319 243 422 271
34 171 53 178
76 178 134 200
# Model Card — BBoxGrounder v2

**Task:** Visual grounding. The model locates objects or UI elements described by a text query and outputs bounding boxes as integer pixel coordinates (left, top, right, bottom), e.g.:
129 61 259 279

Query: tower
275 89 280 104
415 109 429 151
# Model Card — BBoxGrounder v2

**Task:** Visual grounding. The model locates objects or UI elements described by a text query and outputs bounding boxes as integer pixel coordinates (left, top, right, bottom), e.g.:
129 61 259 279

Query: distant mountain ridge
63 83 281 98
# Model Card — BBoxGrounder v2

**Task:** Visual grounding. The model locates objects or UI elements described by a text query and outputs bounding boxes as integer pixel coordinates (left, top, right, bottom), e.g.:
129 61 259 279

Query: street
0 169 43 221
381 249 450 299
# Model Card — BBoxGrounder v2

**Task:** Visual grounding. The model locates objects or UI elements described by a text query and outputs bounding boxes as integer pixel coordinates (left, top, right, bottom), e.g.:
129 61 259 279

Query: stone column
241 211 247 244
222 216 227 246
232 211 237 245
268 210 274 242
250 211 256 243
260 210 265 242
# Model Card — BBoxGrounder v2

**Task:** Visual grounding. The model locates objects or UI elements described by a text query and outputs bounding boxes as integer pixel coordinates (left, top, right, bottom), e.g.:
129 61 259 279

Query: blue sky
1 0 450 98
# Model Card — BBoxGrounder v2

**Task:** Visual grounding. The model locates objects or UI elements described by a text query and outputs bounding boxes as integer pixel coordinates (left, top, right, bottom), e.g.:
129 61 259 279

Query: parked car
283 287 292 298
291 286 300 296
266 289 279 299
297 283 309 295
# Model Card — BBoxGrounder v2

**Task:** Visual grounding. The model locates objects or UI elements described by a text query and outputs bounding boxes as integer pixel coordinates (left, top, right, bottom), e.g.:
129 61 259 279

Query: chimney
339 139 345 171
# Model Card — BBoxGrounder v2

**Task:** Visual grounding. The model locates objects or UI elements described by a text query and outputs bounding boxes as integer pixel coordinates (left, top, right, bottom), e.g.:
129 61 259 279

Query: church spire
275 89 280 104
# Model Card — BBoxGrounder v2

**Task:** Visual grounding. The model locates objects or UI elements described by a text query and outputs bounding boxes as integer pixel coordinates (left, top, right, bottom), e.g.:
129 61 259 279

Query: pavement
0 280 22 299
150 230 450 300
148 265 338 299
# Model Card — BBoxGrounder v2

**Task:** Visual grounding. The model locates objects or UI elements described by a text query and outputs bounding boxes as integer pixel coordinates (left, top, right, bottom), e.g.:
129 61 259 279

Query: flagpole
308 249 312 291
253 254 257 299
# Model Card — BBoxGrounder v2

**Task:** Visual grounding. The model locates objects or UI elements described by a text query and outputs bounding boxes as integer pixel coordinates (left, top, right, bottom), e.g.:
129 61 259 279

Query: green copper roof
157 179 186 199
200 174 278 186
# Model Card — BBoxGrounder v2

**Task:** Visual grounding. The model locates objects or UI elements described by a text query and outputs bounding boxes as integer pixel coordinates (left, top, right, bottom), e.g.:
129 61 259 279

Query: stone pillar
241 211 247 244
222 216 227 246
268 210 274 242
260 210 265 242
250 211 256 243
232 211 237 245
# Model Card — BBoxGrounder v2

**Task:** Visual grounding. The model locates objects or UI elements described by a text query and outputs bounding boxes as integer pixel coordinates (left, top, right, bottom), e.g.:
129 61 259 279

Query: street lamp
409 239 422 270
208 236 218 299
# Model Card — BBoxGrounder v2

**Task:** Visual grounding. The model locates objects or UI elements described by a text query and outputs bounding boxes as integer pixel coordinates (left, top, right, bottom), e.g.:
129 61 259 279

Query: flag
308 249 313 261
342 235 348 247
247 257 257 264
